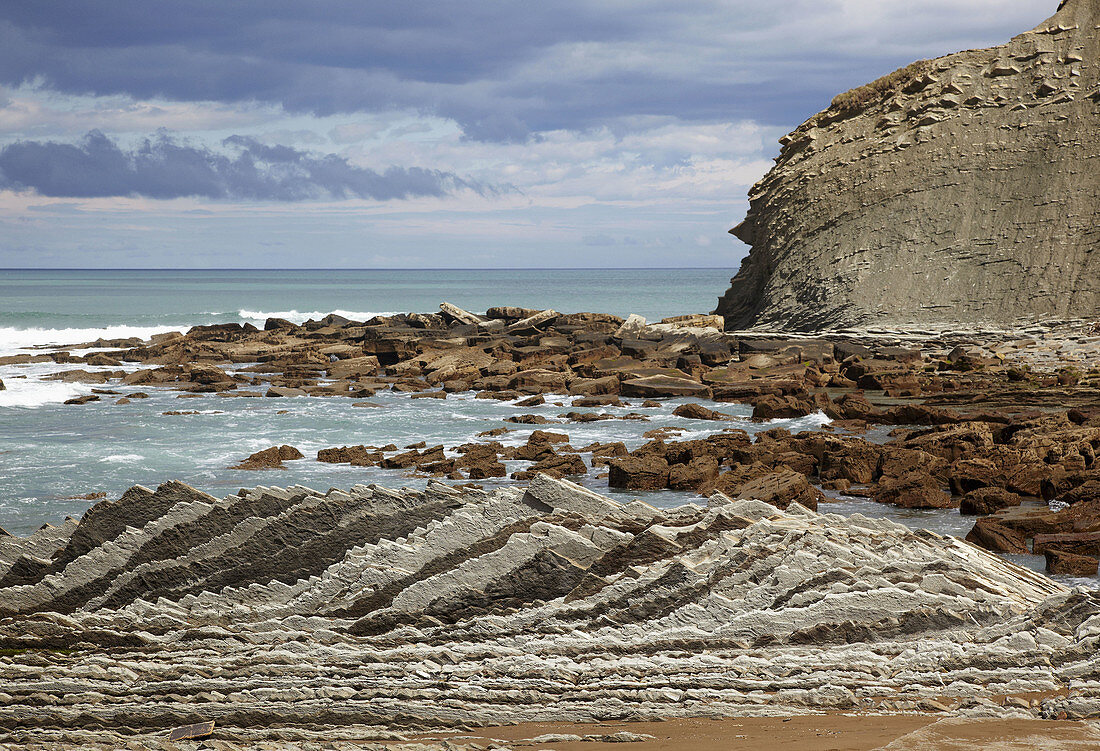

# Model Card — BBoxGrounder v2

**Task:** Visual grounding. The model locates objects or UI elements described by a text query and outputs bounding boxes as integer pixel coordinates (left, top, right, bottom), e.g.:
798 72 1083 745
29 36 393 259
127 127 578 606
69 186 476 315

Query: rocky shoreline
4 304 1098 575
5 475 1100 749
1 304 1098 747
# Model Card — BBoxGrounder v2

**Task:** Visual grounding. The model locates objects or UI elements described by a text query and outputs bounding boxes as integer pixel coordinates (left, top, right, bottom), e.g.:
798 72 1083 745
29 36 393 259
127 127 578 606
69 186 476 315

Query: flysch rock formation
717 0 1100 331
4 477 1100 749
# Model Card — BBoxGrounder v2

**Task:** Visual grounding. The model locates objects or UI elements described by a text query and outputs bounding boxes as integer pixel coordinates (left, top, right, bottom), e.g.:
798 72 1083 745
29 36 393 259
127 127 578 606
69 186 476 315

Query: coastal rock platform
3 476 1100 748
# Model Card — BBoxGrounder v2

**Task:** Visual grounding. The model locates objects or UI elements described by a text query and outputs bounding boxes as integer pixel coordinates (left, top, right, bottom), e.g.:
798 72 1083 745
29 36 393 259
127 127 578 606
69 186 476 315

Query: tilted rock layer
717 0 1100 331
5 477 1100 747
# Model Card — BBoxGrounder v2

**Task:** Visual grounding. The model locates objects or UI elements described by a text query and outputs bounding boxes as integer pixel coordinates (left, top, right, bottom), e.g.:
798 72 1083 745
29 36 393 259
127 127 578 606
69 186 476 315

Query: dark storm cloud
0 130 484 200
0 1 1056 140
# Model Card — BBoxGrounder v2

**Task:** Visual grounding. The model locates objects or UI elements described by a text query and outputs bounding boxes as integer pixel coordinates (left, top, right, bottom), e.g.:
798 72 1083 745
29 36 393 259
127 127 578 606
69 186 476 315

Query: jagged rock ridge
5 477 1100 748
717 0 1100 331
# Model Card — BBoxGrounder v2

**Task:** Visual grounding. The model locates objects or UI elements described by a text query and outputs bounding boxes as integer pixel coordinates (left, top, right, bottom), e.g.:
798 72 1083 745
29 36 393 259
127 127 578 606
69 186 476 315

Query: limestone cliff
717 0 1100 331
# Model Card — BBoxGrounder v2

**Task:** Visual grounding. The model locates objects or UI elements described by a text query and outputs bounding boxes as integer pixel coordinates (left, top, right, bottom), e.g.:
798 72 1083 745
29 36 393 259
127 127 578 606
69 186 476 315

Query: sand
425 715 1100 750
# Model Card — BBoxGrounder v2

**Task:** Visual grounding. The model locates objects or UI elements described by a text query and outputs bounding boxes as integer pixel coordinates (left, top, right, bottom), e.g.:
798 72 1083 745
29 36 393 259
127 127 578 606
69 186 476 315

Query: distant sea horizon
0 268 736 351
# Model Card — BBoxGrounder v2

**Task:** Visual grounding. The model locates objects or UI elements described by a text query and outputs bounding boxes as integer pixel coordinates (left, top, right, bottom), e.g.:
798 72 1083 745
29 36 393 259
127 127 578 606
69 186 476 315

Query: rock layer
717 0 1100 331
5 477 1100 747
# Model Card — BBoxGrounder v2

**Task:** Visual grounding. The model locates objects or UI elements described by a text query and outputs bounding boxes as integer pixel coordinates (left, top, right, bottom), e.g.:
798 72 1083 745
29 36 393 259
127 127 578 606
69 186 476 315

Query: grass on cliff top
830 59 932 113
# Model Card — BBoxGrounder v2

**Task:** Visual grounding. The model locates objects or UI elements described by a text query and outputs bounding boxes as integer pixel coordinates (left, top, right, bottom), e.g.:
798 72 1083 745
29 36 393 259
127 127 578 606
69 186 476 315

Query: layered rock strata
717 0 1100 330
4 477 1100 748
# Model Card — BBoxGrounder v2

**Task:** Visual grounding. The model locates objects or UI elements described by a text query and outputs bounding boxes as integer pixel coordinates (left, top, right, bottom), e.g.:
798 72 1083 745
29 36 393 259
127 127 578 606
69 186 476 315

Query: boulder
965 518 1028 554
669 457 720 492
672 403 729 421
710 465 822 511
620 376 711 399
1045 549 1099 577
824 392 877 421
608 456 670 490
486 306 540 320
439 302 486 326
231 445 304 470
264 317 298 331
959 487 1024 516
613 314 647 339
506 309 560 332
820 440 881 485
752 394 815 419
514 453 587 480
506 414 553 425
317 446 379 465
1032 532 1100 558
468 461 508 479
872 471 954 509
265 386 308 398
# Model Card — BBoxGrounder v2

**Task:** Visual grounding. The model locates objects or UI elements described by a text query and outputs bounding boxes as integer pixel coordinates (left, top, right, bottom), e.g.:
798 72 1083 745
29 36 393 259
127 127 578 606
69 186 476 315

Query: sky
0 0 1055 269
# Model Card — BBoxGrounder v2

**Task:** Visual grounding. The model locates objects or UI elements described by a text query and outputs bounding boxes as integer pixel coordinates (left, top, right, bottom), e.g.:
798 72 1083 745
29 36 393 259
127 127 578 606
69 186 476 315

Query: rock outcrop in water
5 476 1100 748
717 0 1100 331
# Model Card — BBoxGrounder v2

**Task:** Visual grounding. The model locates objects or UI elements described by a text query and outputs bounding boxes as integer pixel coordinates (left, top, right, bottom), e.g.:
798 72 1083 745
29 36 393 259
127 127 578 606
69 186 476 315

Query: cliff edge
717 0 1100 331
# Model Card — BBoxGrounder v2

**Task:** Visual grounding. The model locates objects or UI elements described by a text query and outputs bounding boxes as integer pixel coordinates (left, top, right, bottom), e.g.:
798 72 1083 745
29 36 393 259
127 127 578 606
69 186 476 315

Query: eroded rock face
717 0 1100 331
3 476 1100 747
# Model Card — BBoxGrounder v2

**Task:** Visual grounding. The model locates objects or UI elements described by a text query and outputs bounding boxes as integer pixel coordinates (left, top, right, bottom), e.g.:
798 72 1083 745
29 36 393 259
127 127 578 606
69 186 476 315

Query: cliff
717 0 1100 331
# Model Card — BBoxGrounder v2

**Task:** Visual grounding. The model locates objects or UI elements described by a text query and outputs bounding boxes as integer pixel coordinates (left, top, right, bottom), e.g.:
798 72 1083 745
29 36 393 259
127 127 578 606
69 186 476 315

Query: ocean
0 268 736 533
0 268 1074 585
0 268 736 344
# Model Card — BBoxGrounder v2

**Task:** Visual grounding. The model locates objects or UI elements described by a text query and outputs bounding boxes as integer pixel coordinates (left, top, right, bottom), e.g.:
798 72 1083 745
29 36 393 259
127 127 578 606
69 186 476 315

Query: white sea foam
782 411 833 432
0 325 189 356
0 377 89 409
236 309 395 324
101 454 145 464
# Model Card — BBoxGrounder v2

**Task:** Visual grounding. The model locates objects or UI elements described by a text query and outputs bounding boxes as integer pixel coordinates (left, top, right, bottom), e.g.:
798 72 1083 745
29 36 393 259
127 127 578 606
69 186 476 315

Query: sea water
0 269 1081 584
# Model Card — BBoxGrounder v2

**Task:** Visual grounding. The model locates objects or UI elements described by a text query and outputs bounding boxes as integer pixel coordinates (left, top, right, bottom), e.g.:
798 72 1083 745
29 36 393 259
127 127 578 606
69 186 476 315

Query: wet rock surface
15 302 1100 572
3 475 1099 748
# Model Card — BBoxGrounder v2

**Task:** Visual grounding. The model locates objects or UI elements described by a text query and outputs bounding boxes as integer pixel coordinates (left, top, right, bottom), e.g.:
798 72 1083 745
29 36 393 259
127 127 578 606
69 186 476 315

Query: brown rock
751 394 815 420
1032 532 1100 557
505 414 553 424
468 461 507 479
572 395 624 408
820 440 881 485
824 392 878 421
231 445 303 470
965 518 1028 554
672 403 729 421
317 445 376 464
715 465 822 511
608 456 670 490
872 470 954 509
514 453 587 480
510 369 568 394
669 457 720 491
265 386 308 397
1044 549 1099 577
529 430 570 445
620 375 711 399
959 487 1024 516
